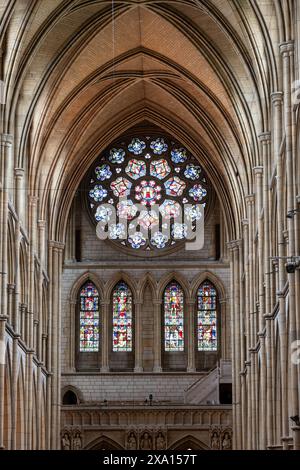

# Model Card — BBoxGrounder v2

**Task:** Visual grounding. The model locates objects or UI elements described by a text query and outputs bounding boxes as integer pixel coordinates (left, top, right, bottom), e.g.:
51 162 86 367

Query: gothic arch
157 272 190 301
61 385 83 405
138 273 158 303
69 271 104 303
191 271 227 301
169 434 210 450
104 272 138 303
84 435 124 450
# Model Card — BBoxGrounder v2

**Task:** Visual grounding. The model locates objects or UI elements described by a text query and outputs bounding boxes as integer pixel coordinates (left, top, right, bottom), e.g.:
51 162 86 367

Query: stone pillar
153 300 162 372
280 41 299 446
69 300 76 371
101 301 109 372
49 241 64 449
7 283 15 326
0 314 8 449
186 299 196 372
134 301 143 372
219 299 228 359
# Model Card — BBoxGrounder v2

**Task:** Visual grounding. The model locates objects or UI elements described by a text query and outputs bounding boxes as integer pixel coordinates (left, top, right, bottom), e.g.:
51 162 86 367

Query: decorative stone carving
210 428 220 450
155 431 166 450
140 431 153 450
73 430 82 450
61 430 71 450
221 428 232 450
127 431 137 450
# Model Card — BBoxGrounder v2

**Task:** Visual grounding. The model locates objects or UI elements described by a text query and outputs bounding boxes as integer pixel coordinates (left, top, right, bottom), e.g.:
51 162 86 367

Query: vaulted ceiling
0 0 291 240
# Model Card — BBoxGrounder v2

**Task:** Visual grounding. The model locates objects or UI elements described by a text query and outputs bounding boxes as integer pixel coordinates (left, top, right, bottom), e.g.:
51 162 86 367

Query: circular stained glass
86 133 210 254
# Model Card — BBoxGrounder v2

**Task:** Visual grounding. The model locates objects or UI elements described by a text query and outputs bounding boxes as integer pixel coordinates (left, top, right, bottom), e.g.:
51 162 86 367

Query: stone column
0 314 8 449
7 283 15 326
153 300 162 372
101 301 109 372
14 168 24 336
280 41 299 446
187 299 196 372
219 299 228 359
134 301 143 372
49 241 64 449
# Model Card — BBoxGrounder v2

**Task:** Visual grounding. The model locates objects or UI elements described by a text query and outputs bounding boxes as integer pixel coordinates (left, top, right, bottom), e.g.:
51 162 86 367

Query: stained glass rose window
87 134 209 253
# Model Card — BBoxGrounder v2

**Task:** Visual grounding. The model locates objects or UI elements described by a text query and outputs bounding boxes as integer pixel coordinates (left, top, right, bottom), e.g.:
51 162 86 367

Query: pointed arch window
163 281 184 351
197 281 217 351
79 281 99 352
112 281 133 352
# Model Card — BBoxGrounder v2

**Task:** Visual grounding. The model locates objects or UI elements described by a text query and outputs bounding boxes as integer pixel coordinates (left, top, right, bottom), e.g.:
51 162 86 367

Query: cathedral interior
0 0 300 451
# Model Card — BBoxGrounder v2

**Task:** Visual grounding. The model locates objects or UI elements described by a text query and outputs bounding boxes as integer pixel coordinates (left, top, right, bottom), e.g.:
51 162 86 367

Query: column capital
258 132 271 143
49 240 65 251
271 91 283 105
279 40 294 55
245 194 255 205
227 239 242 251
0 133 13 146
38 220 46 229
28 195 39 206
100 300 110 306
14 167 24 178
253 166 263 175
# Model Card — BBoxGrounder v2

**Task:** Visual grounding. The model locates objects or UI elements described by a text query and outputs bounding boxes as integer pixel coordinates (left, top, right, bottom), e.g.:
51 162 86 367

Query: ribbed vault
0 0 287 242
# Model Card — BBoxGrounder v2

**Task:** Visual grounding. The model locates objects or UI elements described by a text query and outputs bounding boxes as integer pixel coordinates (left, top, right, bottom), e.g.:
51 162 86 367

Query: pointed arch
169 434 210 450
69 271 104 303
191 271 226 300
104 272 138 303
157 271 190 301
84 434 124 450
138 272 157 302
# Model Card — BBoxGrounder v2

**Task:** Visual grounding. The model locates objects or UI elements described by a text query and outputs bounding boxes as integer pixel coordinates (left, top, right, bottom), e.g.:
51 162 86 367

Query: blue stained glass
89 185 108 202
128 231 147 249
95 164 112 181
172 223 188 239
109 148 125 164
189 184 207 202
109 223 126 239
184 164 201 180
184 205 203 221
128 138 146 155
171 148 187 163
150 138 168 155
151 231 168 249
95 205 113 222
79 282 100 352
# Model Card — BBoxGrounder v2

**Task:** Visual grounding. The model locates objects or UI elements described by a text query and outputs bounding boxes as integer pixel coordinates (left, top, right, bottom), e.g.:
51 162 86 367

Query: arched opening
62 390 79 405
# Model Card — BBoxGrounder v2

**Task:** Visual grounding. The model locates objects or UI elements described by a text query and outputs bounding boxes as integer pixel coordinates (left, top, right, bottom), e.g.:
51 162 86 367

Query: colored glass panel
79 282 99 352
164 176 186 196
125 159 146 180
197 281 217 351
164 282 184 352
150 159 171 180
112 282 133 351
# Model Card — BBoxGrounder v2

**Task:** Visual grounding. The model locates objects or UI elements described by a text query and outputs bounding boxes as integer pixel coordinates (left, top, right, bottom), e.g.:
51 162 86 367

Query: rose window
87 134 210 254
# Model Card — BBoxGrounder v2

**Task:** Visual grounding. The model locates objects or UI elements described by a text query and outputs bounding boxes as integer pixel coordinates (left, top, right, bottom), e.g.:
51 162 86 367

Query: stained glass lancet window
79 282 99 352
164 282 184 351
197 281 217 351
112 281 133 352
